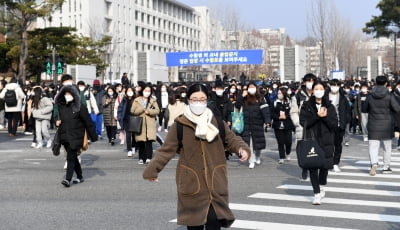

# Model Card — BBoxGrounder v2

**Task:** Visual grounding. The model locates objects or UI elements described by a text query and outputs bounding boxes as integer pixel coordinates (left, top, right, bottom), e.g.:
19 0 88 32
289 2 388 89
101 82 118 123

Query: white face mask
161 87 167 92
127 91 134 97
181 93 186 98
79 86 85 91
216 90 224 96
330 86 339 94
65 95 74 102
361 88 368 93
306 82 313 90
287 89 292 95
314 90 325 99
143 92 151 98
272 85 278 89
277 94 284 100
248 88 257 95
189 102 207 115
108 92 114 96
230 88 236 94
63 81 73 86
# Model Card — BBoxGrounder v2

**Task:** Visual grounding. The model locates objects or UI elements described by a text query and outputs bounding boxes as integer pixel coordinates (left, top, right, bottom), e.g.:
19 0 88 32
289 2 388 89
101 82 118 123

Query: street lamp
388 24 400 75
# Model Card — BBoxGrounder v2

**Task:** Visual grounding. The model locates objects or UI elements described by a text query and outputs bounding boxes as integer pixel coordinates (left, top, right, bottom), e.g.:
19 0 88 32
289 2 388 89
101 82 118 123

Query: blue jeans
91 113 103 136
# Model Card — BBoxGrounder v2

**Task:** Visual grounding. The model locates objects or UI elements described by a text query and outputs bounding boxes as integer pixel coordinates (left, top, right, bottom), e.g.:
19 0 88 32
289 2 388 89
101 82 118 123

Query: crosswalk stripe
169 219 358 230
277 184 400 196
340 165 400 173
248 192 400 209
355 160 400 166
330 171 400 179
379 156 400 161
229 203 400 223
327 177 400 187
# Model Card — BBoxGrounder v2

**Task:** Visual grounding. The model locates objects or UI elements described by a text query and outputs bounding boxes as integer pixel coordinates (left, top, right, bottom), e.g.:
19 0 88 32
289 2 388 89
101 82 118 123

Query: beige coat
130 96 159 141
143 115 251 227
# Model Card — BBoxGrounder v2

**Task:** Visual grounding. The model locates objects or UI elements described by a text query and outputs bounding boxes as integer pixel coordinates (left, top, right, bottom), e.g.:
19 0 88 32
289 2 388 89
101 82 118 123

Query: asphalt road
0 127 399 230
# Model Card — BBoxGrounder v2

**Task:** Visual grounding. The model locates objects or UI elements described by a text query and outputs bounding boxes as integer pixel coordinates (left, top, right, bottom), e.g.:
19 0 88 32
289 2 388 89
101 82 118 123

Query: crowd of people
0 72 399 229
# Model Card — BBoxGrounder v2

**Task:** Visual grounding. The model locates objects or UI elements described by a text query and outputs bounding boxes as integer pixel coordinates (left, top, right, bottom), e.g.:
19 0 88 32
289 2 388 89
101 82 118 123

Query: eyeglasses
189 98 207 104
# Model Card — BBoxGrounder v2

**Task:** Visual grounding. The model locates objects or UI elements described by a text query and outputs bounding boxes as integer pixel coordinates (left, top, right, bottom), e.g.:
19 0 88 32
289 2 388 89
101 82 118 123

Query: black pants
187 205 222 230
7 112 20 135
309 168 328 194
63 142 82 182
125 130 137 151
137 140 153 161
274 129 292 159
334 127 345 165
105 125 117 141
158 109 168 129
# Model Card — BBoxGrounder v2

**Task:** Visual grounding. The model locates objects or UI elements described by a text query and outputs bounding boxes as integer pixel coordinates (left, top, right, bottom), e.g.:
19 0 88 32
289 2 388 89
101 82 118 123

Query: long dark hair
278 87 289 103
244 82 262 106
124 86 135 105
32 87 43 109
187 83 209 100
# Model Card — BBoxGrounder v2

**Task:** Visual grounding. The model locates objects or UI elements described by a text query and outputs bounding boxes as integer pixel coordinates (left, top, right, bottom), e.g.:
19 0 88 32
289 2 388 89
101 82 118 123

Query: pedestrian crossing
170 148 400 229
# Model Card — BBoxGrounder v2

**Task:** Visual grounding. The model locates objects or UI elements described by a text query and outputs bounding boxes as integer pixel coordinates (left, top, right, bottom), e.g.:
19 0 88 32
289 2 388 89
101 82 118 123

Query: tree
0 0 64 82
363 0 400 37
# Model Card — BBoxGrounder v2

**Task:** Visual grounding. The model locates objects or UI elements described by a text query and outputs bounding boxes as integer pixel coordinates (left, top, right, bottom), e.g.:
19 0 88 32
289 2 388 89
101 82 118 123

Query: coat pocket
212 165 228 196
177 165 200 196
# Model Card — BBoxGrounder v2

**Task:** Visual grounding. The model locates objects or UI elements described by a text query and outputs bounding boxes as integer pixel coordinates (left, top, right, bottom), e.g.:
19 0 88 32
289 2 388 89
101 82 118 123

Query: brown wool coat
130 97 160 141
143 115 251 227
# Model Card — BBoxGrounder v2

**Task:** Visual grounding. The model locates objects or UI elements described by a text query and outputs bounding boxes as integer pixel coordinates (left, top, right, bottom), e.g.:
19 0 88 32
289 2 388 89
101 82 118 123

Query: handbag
81 130 89 151
296 122 327 169
128 115 143 133
231 106 244 134
51 128 62 156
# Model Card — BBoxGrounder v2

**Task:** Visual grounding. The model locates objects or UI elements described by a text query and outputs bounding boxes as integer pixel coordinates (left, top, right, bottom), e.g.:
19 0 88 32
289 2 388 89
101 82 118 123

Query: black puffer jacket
56 86 97 150
271 99 295 130
362 85 400 140
300 96 337 169
236 95 271 150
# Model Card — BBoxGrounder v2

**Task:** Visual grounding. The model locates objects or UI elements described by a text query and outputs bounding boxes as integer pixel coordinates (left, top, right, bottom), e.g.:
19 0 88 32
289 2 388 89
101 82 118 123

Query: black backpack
4 89 17 107
176 117 226 152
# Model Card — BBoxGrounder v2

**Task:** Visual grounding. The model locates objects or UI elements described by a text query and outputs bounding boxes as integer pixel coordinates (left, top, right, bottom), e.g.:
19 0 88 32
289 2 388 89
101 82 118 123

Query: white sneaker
132 147 136 153
46 140 52 148
249 162 255 169
145 159 151 164
285 155 291 161
370 164 378 176
64 161 68 170
78 155 81 164
278 159 284 164
35 143 43 149
138 159 144 165
127 151 133 157
255 157 261 165
31 142 36 148
363 137 368 142
157 126 162 132
312 193 321 205
164 128 168 133
344 142 349 146
333 164 341 173
320 187 326 198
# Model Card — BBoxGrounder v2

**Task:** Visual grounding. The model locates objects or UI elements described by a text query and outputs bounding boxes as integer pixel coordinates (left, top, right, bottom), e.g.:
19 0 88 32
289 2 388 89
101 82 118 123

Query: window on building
147 0 150 8
141 28 145 38
135 26 139 36
142 43 145 51
135 11 138 20
148 44 151 50
147 30 150 39
136 42 139 50
141 13 144 22
153 31 156 40
153 16 156 26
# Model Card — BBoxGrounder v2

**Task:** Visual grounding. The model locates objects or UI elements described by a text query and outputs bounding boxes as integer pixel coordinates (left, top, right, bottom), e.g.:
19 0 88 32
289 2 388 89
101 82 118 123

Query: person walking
300 81 337 205
131 83 160 164
55 85 97 187
103 86 118 145
353 82 369 142
31 87 53 148
236 82 271 169
143 83 250 230
271 87 295 164
0 80 6 129
362 75 400 175
156 84 170 133
117 86 137 157
91 81 105 139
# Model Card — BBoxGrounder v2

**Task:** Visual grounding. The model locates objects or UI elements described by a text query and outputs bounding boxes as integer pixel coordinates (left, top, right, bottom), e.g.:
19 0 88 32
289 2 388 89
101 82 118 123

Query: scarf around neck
183 106 219 142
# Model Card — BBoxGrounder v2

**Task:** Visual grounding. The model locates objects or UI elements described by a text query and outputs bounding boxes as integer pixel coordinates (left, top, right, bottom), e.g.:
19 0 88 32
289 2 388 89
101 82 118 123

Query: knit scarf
183 106 219 142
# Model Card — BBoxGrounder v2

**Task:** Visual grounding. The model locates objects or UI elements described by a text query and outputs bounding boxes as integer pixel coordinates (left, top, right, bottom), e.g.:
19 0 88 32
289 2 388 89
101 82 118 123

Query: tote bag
128 115 143 133
231 107 244 134
296 123 326 169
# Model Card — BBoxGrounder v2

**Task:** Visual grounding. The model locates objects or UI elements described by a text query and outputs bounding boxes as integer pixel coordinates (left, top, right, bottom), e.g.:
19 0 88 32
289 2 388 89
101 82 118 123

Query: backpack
4 89 17 107
176 116 226 152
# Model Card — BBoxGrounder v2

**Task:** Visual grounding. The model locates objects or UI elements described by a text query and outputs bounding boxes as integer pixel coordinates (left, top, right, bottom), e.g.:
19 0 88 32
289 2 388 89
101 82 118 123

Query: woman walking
55 85 97 187
31 87 53 148
131 84 160 164
103 86 118 145
143 83 250 230
271 87 295 164
117 86 137 157
299 81 337 204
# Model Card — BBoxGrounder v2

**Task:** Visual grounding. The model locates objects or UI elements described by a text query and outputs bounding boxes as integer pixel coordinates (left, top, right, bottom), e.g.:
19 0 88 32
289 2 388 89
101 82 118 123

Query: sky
179 0 381 40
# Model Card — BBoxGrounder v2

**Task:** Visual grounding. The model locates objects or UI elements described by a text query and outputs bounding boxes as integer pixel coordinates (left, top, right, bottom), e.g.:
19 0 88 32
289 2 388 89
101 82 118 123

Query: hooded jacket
55 85 97 149
0 82 26 112
362 85 400 140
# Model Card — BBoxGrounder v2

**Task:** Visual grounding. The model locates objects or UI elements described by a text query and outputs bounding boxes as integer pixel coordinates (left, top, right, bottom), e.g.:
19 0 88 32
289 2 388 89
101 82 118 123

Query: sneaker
138 159 144 165
164 128 168 133
157 126 162 132
64 161 68 170
127 151 133 157
370 164 378 176
344 142 349 146
98 135 103 140
31 142 36 148
333 164 341 173
255 157 261 165
278 159 284 164
285 155 291 161
61 179 70 187
111 138 115 146
132 147 136 153
320 187 326 198
35 143 43 149
363 137 368 142
312 193 321 205
46 140 52 148
249 162 255 169
24 131 33 135
145 159 151 164
78 155 81 164
382 167 393 174
72 178 84 184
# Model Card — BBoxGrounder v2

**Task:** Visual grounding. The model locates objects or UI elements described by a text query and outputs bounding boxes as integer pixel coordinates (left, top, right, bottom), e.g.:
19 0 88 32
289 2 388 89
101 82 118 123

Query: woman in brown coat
102 86 118 145
143 84 250 230
131 83 160 164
